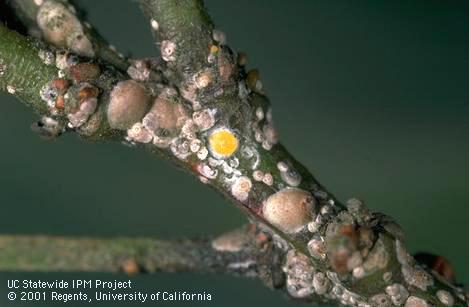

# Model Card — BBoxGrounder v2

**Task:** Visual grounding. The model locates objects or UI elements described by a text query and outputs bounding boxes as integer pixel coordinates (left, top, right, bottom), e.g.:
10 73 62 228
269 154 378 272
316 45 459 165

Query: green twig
0 1 467 306
0 227 266 275
7 0 129 71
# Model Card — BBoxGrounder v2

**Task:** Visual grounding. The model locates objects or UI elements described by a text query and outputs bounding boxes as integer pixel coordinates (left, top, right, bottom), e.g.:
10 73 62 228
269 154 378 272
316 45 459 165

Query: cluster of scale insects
5 1 468 306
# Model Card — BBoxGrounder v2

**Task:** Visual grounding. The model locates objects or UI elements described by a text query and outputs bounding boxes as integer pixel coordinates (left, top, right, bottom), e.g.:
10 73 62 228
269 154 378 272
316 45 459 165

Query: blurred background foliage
0 1 468 306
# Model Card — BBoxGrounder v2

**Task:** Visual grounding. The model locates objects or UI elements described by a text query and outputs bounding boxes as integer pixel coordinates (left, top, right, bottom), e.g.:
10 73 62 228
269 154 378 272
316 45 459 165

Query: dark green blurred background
0 1 468 306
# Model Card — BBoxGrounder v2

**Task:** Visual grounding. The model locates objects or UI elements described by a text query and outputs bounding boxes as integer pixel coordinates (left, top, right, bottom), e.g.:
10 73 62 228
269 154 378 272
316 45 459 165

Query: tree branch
0 25 57 113
0 227 253 273
0 1 468 306
138 0 214 80
0 226 287 294
6 0 129 71
0 235 217 273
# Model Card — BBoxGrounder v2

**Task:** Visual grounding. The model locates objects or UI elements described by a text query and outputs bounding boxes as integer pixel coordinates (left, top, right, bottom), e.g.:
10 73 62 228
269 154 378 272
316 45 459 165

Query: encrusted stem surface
7 0 129 71
0 1 467 306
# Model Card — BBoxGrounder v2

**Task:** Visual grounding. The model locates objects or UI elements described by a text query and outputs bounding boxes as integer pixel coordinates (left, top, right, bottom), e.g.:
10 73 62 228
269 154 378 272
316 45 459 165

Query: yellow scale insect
208 128 239 158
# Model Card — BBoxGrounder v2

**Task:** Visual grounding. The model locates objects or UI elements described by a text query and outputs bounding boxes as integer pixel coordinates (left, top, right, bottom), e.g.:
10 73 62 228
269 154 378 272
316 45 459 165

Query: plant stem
0 1 467 306
7 0 129 71
0 25 57 113
0 231 256 274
